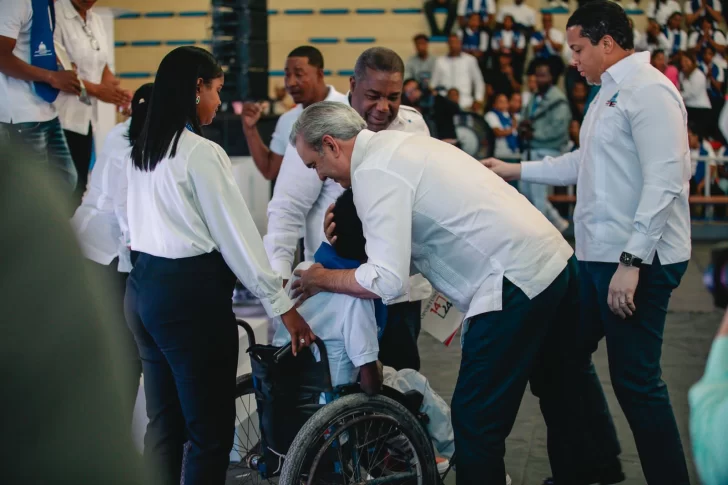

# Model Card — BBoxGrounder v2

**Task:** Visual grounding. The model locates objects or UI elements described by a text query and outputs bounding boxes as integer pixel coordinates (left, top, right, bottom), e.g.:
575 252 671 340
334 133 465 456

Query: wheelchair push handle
273 337 330 366
273 344 292 363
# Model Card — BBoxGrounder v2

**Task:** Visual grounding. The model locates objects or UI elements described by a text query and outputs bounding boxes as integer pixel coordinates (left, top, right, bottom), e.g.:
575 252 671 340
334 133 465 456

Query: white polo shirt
681 68 712 109
430 53 486 109
53 0 109 135
684 0 722 27
521 52 691 265
530 28 565 57
491 29 526 51
350 129 573 320
496 2 537 27
70 120 131 271
268 85 340 156
688 30 727 68
264 94 429 280
484 110 519 158
126 130 293 318
272 261 379 389
646 0 683 26
658 28 688 54
0 0 57 124
457 0 497 17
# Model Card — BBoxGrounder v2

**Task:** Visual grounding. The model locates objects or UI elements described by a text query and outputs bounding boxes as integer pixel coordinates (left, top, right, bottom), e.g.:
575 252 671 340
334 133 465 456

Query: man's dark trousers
379 301 422 371
579 254 690 485
451 256 621 485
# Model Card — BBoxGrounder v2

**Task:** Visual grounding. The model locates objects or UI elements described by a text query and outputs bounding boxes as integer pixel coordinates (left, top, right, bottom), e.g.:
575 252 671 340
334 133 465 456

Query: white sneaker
506 473 513 485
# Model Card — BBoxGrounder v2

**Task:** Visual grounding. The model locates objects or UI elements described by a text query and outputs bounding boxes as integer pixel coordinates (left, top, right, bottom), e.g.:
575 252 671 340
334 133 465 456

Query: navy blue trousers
452 256 620 485
579 254 690 485
379 301 422 371
125 251 238 485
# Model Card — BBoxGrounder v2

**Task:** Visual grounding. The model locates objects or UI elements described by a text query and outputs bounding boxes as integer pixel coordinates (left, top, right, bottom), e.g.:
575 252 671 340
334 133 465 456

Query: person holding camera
517 59 570 232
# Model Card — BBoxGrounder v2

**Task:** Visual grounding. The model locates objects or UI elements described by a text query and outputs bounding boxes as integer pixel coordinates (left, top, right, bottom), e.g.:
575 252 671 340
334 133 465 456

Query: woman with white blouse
484 93 520 159
681 51 713 135
53 0 132 208
124 46 312 485
70 82 153 420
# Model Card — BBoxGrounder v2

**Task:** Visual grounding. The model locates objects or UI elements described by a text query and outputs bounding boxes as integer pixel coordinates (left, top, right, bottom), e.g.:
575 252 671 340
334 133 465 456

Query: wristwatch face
620 252 632 266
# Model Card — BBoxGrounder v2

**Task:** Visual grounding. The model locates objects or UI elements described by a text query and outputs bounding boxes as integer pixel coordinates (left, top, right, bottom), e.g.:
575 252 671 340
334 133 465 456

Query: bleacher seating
99 0 647 97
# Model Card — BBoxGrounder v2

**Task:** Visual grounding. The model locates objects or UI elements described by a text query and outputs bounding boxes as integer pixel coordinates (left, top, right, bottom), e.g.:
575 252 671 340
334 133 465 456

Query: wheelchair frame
232 318 453 485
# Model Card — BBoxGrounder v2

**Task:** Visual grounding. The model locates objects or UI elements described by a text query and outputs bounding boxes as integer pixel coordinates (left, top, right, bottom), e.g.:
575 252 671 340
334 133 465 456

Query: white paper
419 291 462 346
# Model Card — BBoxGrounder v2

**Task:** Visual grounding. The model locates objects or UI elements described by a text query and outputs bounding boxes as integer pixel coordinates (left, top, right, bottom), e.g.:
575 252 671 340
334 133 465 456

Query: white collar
350 129 375 175
602 51 650 85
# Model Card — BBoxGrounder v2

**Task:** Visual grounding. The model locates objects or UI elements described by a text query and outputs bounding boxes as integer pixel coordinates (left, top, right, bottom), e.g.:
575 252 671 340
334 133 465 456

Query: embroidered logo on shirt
606 91 619 107
34 42 53 58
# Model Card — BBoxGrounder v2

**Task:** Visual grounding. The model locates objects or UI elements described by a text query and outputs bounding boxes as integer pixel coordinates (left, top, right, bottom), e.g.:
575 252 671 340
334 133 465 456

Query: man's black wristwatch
619 252 643 268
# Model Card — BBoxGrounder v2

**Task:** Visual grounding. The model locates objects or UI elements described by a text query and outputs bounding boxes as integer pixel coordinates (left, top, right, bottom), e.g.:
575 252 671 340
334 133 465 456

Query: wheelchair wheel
279 393 439 485
228 373 277 484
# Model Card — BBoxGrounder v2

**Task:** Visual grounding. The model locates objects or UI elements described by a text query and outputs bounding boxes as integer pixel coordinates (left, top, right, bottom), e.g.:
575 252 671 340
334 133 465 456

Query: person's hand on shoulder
481 158 522 181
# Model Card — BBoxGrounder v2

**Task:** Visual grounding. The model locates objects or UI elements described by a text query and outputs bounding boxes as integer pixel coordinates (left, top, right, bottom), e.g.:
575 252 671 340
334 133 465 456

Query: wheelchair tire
230 373 277 484
279 393 439 485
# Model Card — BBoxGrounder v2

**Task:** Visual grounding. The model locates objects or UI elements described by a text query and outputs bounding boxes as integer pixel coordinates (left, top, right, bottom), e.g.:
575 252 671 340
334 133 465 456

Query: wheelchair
229 318 454 485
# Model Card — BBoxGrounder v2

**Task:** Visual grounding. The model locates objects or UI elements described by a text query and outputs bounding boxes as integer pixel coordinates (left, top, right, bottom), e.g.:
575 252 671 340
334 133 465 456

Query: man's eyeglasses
79 20 100 51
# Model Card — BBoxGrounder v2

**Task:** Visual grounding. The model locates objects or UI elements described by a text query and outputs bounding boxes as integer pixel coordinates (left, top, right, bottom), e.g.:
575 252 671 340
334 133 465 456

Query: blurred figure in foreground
690 308 728 485
0 143 147 485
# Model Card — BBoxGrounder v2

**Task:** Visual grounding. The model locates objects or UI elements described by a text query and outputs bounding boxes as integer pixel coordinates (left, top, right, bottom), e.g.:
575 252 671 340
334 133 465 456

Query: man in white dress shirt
485 2 692 483
265 47 430 371
288 101 621 485
431 34 486 112
241 46 331 181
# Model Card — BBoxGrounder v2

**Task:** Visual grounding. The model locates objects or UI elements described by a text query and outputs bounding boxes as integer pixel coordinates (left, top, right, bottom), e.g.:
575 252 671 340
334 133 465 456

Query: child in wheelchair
271 189 457 468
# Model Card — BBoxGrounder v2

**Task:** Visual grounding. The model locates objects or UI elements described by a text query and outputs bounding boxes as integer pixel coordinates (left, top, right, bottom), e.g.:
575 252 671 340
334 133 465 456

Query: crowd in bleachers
397 0 728 218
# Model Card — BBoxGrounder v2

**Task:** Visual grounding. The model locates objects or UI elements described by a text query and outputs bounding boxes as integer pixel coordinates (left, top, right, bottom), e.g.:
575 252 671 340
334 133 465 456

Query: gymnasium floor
419 243 721 485
225 243 721 484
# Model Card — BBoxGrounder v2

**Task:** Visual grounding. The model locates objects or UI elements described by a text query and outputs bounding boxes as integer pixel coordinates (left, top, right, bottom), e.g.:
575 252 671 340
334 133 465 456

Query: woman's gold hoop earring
195 95 200 105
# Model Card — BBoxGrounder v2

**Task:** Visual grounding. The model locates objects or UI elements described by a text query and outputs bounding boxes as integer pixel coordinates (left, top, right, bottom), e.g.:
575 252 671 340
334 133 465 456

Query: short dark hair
287 45 324 69
353 47 405 82
566 0 634 50
403 78 418 87
331 189 367 261
667 11 682 23
704 44 717 54
413 33 429 42
683 51 698 65
131 46 222 171
127 83 154 146
651 48 665 60
532 57 552 73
